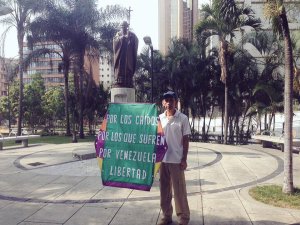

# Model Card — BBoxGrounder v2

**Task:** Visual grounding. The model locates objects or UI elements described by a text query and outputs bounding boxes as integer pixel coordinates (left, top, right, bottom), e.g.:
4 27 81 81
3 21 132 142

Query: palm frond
195 18 221 38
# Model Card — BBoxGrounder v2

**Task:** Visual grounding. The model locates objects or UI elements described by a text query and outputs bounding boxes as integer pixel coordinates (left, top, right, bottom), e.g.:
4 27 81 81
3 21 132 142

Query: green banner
95 103 167 191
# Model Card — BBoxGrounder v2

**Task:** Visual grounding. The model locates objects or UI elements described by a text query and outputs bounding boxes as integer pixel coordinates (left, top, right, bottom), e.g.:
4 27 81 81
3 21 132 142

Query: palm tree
21 41 73 135
28 0 99 139
28 2 75 136
71 2 127 138
135 48 153 102
135 47 166 103
252 82 284 132
190 43 221 141
264 0 294 194
0 0 48 136
164 38 199 116
227 42 260 143
29 1 127 138
242 30 285 134
195 0 261 143
67 0 100 139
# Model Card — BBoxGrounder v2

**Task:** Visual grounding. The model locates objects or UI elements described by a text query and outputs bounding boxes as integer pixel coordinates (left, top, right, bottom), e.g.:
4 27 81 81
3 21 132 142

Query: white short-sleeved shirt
159 110 191 163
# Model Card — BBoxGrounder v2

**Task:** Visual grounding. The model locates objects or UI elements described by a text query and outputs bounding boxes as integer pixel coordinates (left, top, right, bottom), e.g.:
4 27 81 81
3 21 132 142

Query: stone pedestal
111 87 135 103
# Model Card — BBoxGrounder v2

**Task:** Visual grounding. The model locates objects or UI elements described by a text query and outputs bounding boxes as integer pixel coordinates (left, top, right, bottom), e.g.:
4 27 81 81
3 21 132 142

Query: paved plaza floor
0 141 300 225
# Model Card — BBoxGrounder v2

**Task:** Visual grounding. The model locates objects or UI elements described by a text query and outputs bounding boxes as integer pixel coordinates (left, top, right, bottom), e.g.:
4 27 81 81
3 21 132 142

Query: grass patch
249 185 300 209
3 135 96 146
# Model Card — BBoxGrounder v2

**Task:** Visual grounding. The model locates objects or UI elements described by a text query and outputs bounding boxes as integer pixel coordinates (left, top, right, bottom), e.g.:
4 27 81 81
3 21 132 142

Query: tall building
23 42 99 88
239 0 300 30
23 42 64 87
0 57 17 96
235 0 300 66
99 52 114 90
203 1 300 59
158 0 199 55
0 57 7 96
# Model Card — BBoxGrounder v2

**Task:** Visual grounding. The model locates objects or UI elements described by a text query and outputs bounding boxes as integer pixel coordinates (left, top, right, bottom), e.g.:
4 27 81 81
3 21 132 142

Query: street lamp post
143 36 154 103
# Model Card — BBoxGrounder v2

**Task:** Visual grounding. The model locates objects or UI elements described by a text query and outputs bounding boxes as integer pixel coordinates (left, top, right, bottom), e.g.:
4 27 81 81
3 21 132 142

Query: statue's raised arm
113 21 139 88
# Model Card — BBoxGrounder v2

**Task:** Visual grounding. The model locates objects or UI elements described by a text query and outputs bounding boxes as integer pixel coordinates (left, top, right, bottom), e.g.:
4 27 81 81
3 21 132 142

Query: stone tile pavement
0 142 300 225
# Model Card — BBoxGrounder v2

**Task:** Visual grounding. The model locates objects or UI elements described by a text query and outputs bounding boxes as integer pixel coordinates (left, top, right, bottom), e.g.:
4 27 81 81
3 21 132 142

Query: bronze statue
113 21 139 88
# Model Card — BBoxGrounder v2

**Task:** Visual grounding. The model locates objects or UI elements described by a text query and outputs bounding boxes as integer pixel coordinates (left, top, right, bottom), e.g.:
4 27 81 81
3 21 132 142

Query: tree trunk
221 105 224 143
63 57 71 136
72 110 77 143
281 12 294 194
198 116 201 139
236 115 239 145
264 113 268 130
241 104 248 133
269 113 273 131
79 52 85 139
273 115 275 132
224 81 228 144
259 113 262 133
247 114 252 134
17 30 25 136
191 116 195 139
219 40 229 144
202 114 206 141
206 105 215 134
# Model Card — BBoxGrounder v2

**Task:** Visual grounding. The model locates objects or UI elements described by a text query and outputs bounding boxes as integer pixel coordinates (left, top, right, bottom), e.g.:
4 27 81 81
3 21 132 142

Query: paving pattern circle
0 145 284 204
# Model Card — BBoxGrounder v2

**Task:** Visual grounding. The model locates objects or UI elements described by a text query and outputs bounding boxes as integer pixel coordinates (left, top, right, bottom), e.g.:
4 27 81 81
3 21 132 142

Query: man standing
158 91 191 225
113 21 138 88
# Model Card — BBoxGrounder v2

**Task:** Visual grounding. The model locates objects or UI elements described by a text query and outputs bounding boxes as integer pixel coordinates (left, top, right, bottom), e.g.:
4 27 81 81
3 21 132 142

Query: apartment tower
23 42 99 88
99 52 114 90
158 0 199 55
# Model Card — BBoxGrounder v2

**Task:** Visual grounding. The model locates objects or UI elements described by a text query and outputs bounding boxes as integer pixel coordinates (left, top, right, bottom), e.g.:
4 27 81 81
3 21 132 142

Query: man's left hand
180 160 187 170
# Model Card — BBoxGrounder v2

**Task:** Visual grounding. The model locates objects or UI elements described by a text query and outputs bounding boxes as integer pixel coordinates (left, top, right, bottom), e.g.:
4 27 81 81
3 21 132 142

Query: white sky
1 0 210 58
0 0 159 58
98 0 159 53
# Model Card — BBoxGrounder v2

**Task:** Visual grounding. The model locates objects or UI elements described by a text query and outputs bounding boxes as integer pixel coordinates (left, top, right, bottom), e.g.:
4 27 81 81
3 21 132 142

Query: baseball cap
162 91 177 100
120 21 129 28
